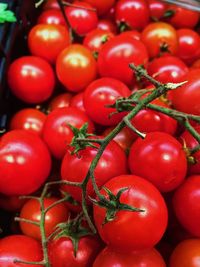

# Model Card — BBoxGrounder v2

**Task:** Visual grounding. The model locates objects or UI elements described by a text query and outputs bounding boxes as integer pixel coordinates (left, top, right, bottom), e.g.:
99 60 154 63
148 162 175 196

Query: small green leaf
0 3 16 23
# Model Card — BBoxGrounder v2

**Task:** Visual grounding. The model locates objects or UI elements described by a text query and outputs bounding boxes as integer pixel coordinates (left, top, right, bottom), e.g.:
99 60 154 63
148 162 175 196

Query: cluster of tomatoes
1 0 200 266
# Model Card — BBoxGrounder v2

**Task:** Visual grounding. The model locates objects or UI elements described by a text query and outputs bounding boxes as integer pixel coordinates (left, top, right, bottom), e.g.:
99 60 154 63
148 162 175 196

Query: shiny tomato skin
49 235 102 267
169 239 200 267
171 69 200 115
93 174 168 251
119 30 141 41
147 0 168 20
28 24 70 63
141 22 178 58
42 107 94 159
48 93 73 111
0 195 26 212
128 132 187 192
70 92 85 111
7 56 55 104
83 77 130 126
97 35 149 86
19 197 69 240
65 1 98 36
93 247 166 267
56 44 97 92
9 108 46 136
0 235 43 267
173 175 200 238
43 0 59 10
37 9 65 26
97 19 117 34
61 140 128 203
115 0 150 31
80 0 115 16
0 130 51 196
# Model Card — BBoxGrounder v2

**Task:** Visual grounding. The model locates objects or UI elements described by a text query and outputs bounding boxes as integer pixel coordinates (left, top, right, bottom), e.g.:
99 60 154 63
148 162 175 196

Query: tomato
0 235 43 267
43 0 59 10
93 174 168 251
119 30 141 40
83 77 130 126
28 24 70 64
80 0 115 16
19 197 69 240
173 175 200 238
147 0 168 21
93 246 166 267
169 239 200 267
37 9 66 26
65 1 98 36
180 126 200 175
191 59 200 69
141 22 178 58
128 132 187 192
115 0 150 31
0 195 26 212
97 35 149 86
61 140 128 203
7 56 55 104
48 93 73 111
49 235 102 267
9 108 46 136
56 44 97 92
0 130 51 196
164 4 200 29
171 69 200 115
42 107 94 159
70 92 85 111
83 29 114 54
97 19 117 34
176 29 200 65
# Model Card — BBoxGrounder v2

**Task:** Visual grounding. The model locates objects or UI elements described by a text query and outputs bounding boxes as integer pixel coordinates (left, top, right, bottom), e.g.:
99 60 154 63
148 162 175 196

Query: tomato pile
1 0 200 266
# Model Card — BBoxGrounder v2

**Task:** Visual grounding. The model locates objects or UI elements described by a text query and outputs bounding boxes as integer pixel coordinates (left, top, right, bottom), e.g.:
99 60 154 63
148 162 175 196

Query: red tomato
0 130 51 196
70 92 85 111
19 197 69 240
115 0 150 31
42 107 94 159
9 108 46 136
119 30 141 41
169 239 200 267
93 247 166 267
7 56 55 104
97 35 149 85
128 132 187 192
37 9 65 26
49 235 102 267
28 24 70 63
173 175 200 238
0 195 26 212
147 0 168 21
65 1 98 36
176 29 200 65
191 59 200 69
93 174 168 251
43 0 59 10
80 0 115 16
83 29 114 54
97 19 117 34
56 44 97 92
61 140 128 203
164 4 200 29
48 93 73 111
141 22 178 58
171 69 200 115
83 77 130 126
0 235 43 267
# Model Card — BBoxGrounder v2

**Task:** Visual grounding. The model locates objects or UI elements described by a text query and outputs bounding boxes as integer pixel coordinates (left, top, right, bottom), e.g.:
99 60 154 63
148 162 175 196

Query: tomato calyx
162 9 176 19
91 187 144 225
181 137 198 166
118 21 131 32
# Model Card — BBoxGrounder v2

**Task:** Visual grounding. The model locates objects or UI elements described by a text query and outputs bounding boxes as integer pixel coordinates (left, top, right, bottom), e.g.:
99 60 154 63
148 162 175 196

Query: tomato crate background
0 0 36 237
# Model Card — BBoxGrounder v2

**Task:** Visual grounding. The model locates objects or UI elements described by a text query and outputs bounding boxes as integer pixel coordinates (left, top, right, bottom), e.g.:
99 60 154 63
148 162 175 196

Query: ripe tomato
61 140 128 203
141 22 178 58
49 235 102 267
28 24 70 63
7 56 55 104
97 35 149 86
9 108 46 136
80 0 115 16
147 0 167 21
115 0 150 31
83 77 130 126
0 195 26 212
43 0 59 10
93 247 166 267
169 239 200 267
93 174 168 251
173 175 200 238
171 69 200 115
19 197 69 240
42 107 94 159
48 93 73 111
0 130 51 196
65 1 98 36
97 19 117 34
70 92 85 111
37 9 65 26
56 44 97 92
128 132 187 192
0 235 43 267
119 30 141 40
